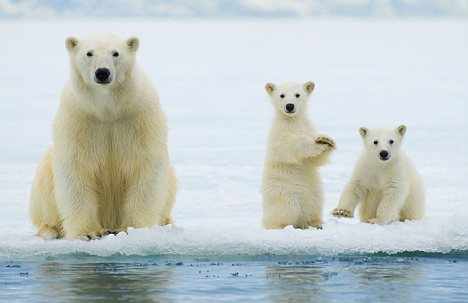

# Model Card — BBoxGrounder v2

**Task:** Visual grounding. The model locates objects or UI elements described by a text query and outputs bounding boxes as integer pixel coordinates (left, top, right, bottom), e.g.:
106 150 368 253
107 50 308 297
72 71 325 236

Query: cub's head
359 125 407 163
65 34 139 88
265 81 315 118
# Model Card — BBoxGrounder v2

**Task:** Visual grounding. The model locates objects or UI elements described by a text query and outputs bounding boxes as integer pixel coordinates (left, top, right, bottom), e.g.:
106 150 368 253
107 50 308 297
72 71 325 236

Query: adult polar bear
30 34 177 240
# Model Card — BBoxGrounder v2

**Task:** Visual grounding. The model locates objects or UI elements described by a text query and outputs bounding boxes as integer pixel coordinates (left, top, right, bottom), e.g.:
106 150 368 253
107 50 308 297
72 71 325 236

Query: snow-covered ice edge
1 216 467 259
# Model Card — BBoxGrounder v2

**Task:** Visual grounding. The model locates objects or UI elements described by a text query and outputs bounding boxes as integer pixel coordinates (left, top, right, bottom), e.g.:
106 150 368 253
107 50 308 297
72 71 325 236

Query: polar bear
333 125 425 224
262 81 336 229
29 34 177 240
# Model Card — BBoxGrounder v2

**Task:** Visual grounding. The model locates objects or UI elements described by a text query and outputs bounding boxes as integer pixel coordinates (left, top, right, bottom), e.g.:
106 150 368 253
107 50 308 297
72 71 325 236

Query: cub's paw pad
315 136 336 149
364 218 378 224
332 208 353 218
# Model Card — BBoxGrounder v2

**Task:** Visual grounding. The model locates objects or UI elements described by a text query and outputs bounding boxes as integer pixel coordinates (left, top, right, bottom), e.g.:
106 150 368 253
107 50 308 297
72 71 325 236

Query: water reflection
36 261 175 303
265 262 330 303
1 256 466 303
347 258 422 302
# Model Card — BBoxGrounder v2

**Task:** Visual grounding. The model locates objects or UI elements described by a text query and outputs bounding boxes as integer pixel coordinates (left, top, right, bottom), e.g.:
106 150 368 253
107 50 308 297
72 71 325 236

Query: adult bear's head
65 34 139 89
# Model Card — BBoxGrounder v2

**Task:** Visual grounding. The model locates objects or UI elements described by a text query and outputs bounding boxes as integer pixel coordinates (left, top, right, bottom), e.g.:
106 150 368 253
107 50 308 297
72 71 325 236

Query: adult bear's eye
373 140 378 145
389 139 394 145
86 51 93 57
295 94 300 98
280 94 285 99
113 51 119 57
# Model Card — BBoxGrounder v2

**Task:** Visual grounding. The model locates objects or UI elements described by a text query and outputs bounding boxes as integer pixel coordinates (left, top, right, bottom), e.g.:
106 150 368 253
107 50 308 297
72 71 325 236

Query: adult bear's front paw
102 228 128 236
315 136 336 149
332 208 353 218
364 218 378 224
73 229 114 241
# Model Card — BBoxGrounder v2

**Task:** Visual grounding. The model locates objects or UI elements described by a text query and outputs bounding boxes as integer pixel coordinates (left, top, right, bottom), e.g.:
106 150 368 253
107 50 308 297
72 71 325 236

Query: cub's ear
127 37 139 52
65 37 79 52
265 83 275 95
304 81 315 94
359 127 368 138
397 125 407 137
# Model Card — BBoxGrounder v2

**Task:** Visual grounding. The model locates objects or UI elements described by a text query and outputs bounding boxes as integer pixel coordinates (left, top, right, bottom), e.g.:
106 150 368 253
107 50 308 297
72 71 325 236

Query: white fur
29 34 177 239
262 82 335 229
333 126 425 224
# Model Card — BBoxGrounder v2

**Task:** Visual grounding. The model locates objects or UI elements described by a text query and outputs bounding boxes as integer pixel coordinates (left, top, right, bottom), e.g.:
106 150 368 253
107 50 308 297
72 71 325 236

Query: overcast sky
1 0 467 18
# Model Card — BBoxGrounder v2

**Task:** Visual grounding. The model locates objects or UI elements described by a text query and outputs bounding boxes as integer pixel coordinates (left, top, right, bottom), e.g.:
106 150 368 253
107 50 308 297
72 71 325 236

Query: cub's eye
389 139 394 145
295 93 300 98
373 140 379 145
86 51 93 57
113 51 119 57
280 94 285 99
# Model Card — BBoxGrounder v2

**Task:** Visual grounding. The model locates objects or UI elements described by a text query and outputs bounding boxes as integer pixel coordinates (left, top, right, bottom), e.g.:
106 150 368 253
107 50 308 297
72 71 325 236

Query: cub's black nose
95 68 111 83
285 103 295 113
379 150 389 160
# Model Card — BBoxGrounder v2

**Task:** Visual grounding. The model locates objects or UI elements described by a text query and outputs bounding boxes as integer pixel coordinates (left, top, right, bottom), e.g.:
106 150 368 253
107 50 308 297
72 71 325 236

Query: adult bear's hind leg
29 148 63 239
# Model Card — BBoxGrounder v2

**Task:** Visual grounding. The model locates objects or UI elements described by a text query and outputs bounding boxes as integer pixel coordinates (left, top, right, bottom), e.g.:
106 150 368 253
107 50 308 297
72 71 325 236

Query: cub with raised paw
262 81 336 230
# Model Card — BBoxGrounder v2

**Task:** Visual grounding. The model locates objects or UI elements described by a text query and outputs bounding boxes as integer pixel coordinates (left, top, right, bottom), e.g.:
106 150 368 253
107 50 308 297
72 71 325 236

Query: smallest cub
262 81 335 229
333 125 425 224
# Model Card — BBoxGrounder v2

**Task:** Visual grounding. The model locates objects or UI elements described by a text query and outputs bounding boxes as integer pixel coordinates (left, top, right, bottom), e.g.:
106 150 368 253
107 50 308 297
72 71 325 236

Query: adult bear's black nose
285 103 295 113
95 68 111 84
379 150 389 160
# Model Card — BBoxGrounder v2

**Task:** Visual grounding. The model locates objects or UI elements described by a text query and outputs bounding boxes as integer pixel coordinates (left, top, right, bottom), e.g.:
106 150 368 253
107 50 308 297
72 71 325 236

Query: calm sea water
1 253 467 303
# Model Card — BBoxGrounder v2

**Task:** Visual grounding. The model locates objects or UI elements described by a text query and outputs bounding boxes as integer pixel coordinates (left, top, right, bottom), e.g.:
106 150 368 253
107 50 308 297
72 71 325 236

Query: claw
332 208 353 218
102 228 128 236
77 228 117 241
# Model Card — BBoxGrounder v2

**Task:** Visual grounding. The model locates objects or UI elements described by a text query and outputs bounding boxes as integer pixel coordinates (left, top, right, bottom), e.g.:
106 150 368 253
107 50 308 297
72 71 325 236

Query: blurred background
1 0 468 18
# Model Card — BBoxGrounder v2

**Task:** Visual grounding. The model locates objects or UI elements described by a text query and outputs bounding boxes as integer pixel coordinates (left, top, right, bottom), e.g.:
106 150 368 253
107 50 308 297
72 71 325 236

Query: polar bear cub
29 34 177 240
333 125 425 224
262 81 336 229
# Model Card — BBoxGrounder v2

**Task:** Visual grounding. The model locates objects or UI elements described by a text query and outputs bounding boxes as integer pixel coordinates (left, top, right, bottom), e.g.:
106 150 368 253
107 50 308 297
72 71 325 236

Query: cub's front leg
53 160 104 240
373 184 408 224
333 182 366 218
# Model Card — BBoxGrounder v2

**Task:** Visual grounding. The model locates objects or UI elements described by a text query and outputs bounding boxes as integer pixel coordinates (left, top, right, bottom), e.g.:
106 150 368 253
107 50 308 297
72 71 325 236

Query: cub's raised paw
332 208 353 218
315 136 336 149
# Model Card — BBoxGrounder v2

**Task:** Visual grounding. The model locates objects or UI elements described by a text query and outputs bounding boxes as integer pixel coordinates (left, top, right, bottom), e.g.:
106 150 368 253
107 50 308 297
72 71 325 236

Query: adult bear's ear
397 125 407 137
65 37 79 52
304 81 315 94
127 37 139 52
265 83 275 95
359 127 368 138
